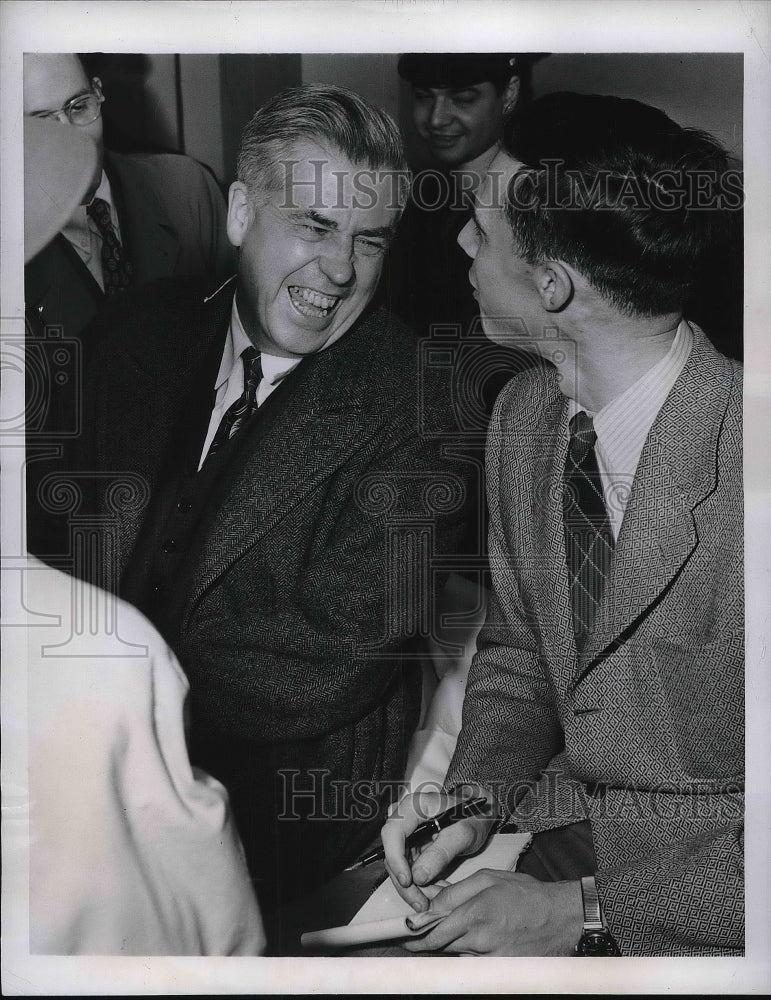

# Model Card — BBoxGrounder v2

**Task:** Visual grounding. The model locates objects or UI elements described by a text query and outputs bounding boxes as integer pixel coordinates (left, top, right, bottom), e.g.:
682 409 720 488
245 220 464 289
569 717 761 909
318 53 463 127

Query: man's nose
429 96 452 129
318 237 355 286
457 218 478 259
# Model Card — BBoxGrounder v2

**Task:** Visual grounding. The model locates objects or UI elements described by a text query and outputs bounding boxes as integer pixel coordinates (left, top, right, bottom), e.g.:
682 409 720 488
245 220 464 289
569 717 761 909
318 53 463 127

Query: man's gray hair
237 83 410 210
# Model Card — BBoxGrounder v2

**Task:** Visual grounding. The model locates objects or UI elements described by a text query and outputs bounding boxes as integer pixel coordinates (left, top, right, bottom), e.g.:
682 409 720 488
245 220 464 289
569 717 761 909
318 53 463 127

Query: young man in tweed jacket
382 93 743 957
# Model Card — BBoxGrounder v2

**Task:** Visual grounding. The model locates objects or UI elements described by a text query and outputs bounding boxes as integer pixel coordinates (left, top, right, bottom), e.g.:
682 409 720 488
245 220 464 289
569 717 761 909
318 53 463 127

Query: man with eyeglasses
23 53 232 324
23 52 233 560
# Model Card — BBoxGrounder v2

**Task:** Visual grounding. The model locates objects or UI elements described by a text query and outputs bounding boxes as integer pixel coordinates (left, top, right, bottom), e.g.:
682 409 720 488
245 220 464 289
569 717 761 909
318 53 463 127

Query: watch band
579 875 604 932
575 875 621 955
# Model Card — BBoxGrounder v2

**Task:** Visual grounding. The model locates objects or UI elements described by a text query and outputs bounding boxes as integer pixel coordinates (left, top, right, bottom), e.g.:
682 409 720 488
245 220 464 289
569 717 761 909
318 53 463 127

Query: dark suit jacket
446 326 744 956
25 150 232 342
80 277 472 920
26 151 233 560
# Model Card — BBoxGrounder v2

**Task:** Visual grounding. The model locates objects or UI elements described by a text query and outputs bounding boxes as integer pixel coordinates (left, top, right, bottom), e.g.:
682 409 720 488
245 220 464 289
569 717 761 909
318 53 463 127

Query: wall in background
86 51 743 187
301 54 400 124
531 53 743 158
81 53 180 153
220 55 303 183
178 56 225 183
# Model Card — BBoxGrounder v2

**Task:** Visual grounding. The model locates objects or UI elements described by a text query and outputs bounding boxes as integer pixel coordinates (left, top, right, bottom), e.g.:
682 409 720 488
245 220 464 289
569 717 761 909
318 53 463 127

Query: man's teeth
288 285 340 316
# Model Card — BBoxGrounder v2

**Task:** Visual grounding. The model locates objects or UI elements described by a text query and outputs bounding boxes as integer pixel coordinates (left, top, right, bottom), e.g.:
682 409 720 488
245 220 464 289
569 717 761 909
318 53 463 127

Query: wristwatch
575 875 621 956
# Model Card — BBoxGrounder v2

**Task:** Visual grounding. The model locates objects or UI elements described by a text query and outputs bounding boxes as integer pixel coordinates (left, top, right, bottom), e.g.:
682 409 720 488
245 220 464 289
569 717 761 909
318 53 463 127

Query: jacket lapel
527 386 576 677
98 282 231 574
106 152 181 282
186 312 395 610
574 330 735 685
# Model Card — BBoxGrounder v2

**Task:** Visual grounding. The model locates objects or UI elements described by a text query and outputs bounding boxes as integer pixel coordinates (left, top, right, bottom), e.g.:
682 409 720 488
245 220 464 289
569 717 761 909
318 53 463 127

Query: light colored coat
446 326 743 956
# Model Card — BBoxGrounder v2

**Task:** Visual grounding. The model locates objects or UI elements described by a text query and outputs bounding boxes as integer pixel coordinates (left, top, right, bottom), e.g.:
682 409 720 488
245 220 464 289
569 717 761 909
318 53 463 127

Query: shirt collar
568 318 693 473
61 170 115 241
219 297 302 390
91 170 114 207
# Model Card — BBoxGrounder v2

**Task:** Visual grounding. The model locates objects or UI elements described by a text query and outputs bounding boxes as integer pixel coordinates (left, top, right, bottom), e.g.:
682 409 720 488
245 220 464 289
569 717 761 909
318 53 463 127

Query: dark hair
501 92 741 317
237 83 409 209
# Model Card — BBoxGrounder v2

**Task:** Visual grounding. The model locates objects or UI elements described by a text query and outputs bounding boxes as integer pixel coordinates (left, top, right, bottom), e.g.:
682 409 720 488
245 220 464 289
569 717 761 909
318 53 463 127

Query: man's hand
402 870 583 955
381 789 497 912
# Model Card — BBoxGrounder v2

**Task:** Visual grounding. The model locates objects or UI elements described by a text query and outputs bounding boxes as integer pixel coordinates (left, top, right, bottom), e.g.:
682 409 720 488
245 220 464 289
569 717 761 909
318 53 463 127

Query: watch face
576 930 621 956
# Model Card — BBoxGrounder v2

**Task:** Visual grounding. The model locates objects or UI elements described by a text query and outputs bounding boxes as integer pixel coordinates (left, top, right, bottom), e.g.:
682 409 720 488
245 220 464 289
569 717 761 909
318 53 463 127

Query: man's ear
502 75 520 114
534 260 574 312
226 182 251 248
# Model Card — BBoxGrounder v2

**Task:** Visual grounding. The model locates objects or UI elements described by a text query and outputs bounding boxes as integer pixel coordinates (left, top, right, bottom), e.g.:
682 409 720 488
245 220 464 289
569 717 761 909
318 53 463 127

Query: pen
344 796 492 870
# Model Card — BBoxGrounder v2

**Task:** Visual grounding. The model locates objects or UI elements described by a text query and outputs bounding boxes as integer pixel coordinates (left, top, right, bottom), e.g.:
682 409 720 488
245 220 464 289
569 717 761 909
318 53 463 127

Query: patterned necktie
206 347 262 459
87 196 133 296
563 410 614 651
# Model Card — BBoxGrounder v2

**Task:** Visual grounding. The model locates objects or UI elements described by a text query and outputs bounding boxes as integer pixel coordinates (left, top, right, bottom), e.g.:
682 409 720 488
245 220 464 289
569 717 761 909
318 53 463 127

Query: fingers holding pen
410 820 478 885
381 790 496 911
381 790 453 909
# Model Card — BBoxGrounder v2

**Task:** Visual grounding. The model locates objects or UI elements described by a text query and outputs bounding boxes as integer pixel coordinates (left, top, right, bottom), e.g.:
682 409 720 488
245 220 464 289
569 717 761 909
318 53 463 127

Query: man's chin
82 153 104 205
430 149 467 169
83 175 103 206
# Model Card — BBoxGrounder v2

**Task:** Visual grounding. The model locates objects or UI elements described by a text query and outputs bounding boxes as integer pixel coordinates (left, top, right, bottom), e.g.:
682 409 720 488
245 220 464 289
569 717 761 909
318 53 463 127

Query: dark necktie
563 410 614 651
205 347 262 460
87 196 133 296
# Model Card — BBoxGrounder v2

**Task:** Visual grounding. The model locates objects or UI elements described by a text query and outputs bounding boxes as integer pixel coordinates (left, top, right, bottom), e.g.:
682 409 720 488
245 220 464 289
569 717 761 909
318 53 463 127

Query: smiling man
382 93 744 957
386 54 536 661
403 52 520 174
76 84 471 948
389 52 525 343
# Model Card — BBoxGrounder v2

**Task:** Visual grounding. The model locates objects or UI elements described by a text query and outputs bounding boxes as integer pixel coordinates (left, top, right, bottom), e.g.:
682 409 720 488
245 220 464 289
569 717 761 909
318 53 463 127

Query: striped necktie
563 410 614 651
86 196 133 296
206 347 262 460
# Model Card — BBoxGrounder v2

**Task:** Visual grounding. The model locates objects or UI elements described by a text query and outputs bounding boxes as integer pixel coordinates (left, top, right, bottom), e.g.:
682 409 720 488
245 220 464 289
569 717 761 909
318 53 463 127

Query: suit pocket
648 637 744 781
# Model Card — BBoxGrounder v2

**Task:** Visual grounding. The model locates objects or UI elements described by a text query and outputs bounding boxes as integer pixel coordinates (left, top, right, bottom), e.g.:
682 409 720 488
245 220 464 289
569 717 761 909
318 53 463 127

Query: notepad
300 831 532 949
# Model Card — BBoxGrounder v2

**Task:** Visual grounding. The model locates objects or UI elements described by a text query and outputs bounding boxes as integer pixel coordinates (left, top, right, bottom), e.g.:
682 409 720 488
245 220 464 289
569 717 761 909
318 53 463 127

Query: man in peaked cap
389 54 528 347
397 52 523 172
385 55 539 740
388 51 538 417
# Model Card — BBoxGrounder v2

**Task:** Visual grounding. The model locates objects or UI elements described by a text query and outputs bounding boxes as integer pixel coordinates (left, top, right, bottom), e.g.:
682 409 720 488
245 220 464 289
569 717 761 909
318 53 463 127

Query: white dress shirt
404 321 694 794
568 319 694 540
198 297 301 468
60 170 121 292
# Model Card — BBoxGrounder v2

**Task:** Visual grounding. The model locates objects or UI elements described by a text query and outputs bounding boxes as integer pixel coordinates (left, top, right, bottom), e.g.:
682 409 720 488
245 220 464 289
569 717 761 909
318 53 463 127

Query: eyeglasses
30 78 105 127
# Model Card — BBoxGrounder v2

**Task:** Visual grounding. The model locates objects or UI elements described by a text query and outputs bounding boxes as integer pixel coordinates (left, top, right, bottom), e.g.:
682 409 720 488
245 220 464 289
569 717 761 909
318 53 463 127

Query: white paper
352 832 532 925
300 832 533 947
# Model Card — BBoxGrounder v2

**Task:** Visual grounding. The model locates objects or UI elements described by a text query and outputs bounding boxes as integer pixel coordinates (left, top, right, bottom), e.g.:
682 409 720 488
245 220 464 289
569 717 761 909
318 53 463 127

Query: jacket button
176 499 192 511
162 538 178 553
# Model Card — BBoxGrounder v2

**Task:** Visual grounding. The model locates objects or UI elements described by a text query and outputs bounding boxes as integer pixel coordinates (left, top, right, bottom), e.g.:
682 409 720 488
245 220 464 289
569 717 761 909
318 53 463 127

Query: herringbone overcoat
80 277 471 914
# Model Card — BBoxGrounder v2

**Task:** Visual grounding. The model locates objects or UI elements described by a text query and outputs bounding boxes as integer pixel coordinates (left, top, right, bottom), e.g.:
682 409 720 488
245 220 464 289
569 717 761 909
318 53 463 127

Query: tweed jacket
445 325 743 956
79 276 471 910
